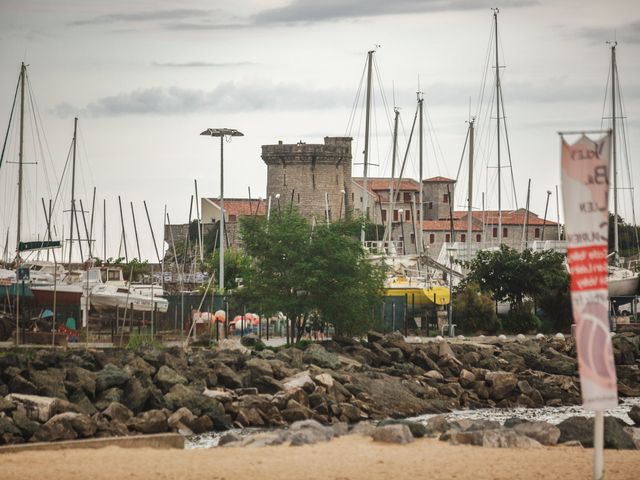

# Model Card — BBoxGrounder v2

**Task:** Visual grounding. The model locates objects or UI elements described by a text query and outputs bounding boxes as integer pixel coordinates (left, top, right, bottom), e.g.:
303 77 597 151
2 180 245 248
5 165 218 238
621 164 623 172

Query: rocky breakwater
0 331 639 447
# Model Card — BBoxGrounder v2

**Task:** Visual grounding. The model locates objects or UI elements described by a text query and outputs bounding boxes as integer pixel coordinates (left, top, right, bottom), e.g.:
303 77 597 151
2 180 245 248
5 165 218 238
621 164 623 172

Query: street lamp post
200 128 244 296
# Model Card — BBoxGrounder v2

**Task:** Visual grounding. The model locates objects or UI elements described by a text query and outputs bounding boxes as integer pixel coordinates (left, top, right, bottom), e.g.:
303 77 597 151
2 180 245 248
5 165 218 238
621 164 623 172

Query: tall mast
467 118 475 258
611 42 619 262
68 117 78 269
493 8 503 244
361 50 374 243
15 63 26 262
385 108 400 248
418 92 424 254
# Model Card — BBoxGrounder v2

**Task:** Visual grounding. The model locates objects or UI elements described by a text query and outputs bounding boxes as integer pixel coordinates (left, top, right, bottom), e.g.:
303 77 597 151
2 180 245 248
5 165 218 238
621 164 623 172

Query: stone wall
262 137 352 223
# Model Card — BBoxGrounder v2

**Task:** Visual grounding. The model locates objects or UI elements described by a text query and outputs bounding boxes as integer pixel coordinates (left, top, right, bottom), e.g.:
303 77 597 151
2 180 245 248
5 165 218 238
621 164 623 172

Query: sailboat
0 63 63 299
605 43 639 300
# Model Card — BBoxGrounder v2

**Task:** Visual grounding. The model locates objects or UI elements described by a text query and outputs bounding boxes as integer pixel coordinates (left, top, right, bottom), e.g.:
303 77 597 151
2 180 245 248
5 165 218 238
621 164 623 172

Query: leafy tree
452 282 498 334
461 245 571 331
239 209 384 340
204 248 251 293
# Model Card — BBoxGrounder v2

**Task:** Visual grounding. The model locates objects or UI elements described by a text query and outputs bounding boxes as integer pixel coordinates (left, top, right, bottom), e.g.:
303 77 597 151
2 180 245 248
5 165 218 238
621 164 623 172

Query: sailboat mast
418 93 424 254
15 63 26 261
361 50 374 243
493 8 503 244
68 117 78 269
611 42 619 261
385 108 400 248
467 118 475 258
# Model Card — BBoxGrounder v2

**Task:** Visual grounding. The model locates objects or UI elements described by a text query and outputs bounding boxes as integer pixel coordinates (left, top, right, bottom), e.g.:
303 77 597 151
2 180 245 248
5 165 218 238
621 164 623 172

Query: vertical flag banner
561 133 618 411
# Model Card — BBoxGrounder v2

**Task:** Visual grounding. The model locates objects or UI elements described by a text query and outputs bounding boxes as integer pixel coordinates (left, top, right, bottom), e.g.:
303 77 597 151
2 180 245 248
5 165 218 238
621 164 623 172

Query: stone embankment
0 332 638 448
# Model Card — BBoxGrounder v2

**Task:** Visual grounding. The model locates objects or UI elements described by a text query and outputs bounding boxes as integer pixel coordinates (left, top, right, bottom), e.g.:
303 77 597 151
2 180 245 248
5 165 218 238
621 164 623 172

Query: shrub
502 302 541 334
452 282 499 334
126 334 163 351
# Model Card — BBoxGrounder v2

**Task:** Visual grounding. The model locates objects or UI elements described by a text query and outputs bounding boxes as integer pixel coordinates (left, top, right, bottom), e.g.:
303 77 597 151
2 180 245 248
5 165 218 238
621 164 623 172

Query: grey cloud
575 20 640 44
151 61 256 68
69 9 211 26
53 82 354 117
252 0 537 25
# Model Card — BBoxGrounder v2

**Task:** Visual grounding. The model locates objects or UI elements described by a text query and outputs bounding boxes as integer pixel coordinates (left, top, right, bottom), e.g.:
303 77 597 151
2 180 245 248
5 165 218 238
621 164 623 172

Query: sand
2 436 639 480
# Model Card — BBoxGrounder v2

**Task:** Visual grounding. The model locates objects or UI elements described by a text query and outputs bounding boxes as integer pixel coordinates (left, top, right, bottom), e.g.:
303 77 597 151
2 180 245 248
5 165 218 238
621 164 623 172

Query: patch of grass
126 333 164 352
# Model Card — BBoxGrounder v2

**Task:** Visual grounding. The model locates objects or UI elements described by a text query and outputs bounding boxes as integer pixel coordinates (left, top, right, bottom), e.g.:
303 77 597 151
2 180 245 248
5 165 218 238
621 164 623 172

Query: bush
501 302 541 334
452 283 499 334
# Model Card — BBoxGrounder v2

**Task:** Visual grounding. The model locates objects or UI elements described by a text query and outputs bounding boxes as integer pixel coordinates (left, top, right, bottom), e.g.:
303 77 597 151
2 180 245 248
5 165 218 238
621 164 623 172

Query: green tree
239 209 384 340
452 282 498 334
461 245 571 332
608 212 640 261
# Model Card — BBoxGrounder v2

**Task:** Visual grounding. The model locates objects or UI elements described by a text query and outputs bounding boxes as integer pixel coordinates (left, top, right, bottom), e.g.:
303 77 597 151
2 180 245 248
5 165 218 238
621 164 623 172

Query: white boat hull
608 273 640 298
91 285 168 313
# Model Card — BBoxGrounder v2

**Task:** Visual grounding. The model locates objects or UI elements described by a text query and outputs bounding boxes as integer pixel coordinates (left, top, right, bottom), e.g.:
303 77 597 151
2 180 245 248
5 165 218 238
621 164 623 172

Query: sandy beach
2 436 639 480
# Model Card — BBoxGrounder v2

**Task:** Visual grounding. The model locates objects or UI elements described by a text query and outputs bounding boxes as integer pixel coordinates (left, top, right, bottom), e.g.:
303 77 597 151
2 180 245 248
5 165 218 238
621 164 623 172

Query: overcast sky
1 0 639 261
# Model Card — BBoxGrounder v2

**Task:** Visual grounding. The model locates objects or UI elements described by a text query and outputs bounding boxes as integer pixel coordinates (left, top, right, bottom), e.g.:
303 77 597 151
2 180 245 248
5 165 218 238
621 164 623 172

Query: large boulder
558 416 636 449
28 368 67 399
164 384 226 422
629 404 640 426
213 363 244 389
65 367 97 398
245 358 274 379
127 409 169 434
31 412 96 442
94 387 124 411
0 416 22 443
154 365 188 393
372 424 414 444
485 371 518 401
303 344 341 370
378 419 427 438
513 421 561 445
102 402 133 424
482 429 542 448
11 410 39 439
96 364 130 392
6 393 58 422
168 407 212 434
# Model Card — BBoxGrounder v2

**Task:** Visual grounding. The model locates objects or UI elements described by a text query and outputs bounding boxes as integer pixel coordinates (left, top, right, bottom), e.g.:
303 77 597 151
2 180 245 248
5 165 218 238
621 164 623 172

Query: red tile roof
423 176 456 183
422 220 481 231
207 198 267 218
453 209 558 226
353 177 420 192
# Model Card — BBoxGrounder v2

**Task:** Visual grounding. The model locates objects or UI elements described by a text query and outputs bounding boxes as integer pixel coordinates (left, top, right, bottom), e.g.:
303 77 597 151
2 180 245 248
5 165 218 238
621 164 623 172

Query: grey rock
11 410 39 439
65 367 97 397
378 419 427 438
629 404 640 426
482 429 542 448
31 412 96 442
0 396 17 413
485 371 518 400
9 375 38 395
96 364 130 392
425 415 450 436
558 416 636 449
303 344 341 370
218 432 242 446
94 387 124 411
28 368 67 399
127 409 169 434
164 384 226 421
372 424 414 444
155 365 188 393
102 402 133 423
0 416 21 437
513 421 561 445
241 432 285 447
214 363 244 389
289 419 335 442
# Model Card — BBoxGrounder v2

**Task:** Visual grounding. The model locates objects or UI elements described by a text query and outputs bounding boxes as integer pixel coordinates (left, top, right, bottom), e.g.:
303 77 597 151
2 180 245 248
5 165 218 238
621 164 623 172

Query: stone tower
261 137 353 223
422 176 456 220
